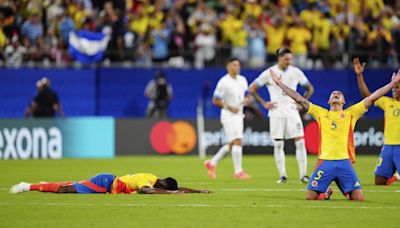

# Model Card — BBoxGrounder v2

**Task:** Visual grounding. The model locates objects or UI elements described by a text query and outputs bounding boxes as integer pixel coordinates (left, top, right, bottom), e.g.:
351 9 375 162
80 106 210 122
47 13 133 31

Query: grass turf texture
0 155 399 227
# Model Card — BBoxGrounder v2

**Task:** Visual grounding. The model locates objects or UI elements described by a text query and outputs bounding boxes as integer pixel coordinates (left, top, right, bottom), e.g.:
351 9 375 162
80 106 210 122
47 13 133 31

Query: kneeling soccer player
269 68 400 200
10 173 211 194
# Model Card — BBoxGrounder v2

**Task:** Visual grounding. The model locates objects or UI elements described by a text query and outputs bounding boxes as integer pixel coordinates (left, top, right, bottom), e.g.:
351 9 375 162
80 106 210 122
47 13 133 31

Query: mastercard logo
304 121 320 155
150 121 197 155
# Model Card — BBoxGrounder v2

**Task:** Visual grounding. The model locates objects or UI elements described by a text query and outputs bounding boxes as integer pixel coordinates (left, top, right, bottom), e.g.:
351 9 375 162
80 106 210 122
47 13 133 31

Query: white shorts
269 115 304 140
221 116 244 142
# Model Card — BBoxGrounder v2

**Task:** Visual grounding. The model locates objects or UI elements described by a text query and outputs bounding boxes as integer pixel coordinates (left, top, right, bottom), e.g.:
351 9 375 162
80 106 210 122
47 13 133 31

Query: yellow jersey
286 26 312 55
111 173 158 194
374 96 400 145
307 100 368 163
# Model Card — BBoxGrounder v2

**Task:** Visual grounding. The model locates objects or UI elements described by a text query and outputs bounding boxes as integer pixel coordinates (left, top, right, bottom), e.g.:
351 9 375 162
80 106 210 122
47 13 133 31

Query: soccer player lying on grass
269 68 400 201
10 173 211 194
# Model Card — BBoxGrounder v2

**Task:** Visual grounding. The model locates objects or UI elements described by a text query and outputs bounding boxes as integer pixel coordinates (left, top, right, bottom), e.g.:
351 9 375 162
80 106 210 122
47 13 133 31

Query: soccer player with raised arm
248 47 314 184
353 58 400 185
204 58 251 179
269 68 400 201
10 173 210 194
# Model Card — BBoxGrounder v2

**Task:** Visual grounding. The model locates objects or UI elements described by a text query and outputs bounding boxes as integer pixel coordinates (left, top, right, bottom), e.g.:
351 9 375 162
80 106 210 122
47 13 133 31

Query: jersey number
314 170 324 180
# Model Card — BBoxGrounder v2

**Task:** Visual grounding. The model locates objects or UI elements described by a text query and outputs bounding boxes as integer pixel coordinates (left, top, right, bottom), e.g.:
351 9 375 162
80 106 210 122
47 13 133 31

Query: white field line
1 187 400 193
0 202 398 210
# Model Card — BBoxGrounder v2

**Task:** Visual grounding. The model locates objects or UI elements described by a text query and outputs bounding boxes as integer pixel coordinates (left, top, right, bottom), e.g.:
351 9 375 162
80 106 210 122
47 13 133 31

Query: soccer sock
30 183 60 192
210 144 230 166
231 145 243 174
273 140 287 177
295 139 307 179
317 193 326 200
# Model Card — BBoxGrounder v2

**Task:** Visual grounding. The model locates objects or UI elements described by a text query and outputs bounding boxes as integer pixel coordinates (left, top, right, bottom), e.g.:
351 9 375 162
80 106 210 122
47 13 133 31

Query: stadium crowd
0 0 399 68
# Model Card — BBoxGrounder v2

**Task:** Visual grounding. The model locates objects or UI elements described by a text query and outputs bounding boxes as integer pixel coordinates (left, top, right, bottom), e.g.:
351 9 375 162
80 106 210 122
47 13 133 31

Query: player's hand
269 69 282 85
200 189 212 194
243 96 250 106
263 102 277 110
353 58 366 75
391 68 400 85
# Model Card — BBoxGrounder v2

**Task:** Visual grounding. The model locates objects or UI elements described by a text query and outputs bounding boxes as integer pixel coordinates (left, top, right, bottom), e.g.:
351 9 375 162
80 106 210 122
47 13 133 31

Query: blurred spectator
25 77 64 118
58 11 75 46
312 13 333 68
246 17 265 68
145 70 173 118
4 36 27 67
231 20 248 64
21 12 44 60
367 22 393 66
286 19 311 68
151 21 171 63
264 17 286 63
194 23 216 69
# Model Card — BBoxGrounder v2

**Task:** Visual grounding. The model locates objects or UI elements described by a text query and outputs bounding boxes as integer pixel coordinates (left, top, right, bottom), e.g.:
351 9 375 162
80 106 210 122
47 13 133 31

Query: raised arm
364 70 400 108
353 58 372 98
269 69 310 111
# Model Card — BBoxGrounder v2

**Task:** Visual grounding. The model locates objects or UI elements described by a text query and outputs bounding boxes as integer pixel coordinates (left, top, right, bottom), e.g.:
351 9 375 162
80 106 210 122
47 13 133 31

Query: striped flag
68 30 110 64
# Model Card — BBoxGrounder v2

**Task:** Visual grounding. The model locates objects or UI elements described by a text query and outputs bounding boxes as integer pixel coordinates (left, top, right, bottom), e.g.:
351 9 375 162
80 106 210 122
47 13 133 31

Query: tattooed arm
269 69 310 111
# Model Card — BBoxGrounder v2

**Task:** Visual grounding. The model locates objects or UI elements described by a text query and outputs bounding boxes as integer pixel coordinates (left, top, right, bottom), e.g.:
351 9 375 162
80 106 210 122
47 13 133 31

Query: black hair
226 57 240 65
165 177 178 190
276 47 291 57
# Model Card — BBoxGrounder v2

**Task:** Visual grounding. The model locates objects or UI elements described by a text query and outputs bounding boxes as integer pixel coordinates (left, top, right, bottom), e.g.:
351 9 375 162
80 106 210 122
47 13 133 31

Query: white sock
295 139 307 179
274 140 287 177
210 145 230 166
231 145 243 174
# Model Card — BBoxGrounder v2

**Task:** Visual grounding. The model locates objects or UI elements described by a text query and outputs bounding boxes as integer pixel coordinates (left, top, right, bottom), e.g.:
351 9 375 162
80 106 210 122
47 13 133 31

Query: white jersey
254 65 309 118
213 74 248 120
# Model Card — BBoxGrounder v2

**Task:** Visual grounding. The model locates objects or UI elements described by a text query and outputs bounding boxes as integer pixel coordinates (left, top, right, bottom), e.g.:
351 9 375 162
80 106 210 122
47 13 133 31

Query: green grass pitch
0 155 399 227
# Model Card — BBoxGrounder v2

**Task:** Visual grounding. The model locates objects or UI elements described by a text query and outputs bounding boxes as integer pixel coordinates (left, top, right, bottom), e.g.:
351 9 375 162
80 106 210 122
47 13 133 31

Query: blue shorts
307 160 362 194
74 173 116 194
375 145 400 178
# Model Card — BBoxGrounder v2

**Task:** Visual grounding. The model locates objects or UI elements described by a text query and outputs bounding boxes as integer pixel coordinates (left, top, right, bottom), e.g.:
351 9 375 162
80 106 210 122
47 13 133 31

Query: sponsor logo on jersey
354 181 361 187
311 180 318 187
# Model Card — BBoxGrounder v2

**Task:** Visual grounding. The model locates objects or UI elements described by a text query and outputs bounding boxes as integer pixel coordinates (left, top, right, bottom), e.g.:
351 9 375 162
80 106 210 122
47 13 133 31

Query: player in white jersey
204 58 251 179
249 47 314 184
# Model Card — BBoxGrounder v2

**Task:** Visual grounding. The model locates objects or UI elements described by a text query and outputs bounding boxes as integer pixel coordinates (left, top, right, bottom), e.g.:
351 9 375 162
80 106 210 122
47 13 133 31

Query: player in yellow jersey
268 68 400 201
353 58 400 185
10 173 210 194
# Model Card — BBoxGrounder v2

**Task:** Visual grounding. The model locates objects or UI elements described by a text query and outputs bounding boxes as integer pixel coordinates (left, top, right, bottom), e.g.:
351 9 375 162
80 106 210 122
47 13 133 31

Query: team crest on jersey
311 180 318 187
340 113 345 118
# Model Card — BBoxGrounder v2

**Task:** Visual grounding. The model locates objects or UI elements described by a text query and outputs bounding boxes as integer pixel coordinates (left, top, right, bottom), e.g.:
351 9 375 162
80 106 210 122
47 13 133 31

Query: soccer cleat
234 171 251 179
277 176 288 184
300 175 310 184
386 175 398 185
325 187 333 200
10 182 31 194
204 160 216 179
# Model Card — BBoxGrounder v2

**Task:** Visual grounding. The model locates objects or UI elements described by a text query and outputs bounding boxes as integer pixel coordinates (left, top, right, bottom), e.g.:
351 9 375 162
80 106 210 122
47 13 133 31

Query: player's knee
350 190 364 201
374 176 387 185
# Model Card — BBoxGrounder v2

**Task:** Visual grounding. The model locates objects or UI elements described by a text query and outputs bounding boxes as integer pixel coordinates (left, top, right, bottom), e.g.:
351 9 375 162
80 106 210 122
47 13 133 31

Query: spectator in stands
312 13 333 68
194 23 216 69
247 17 265 68
286 19 312 68
231 20 248 64
144 70 173 118
367 21 394 66
151 21 171 64
25 77 64 118
264 17 286 63
4 36 27 67
21 12 44 62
